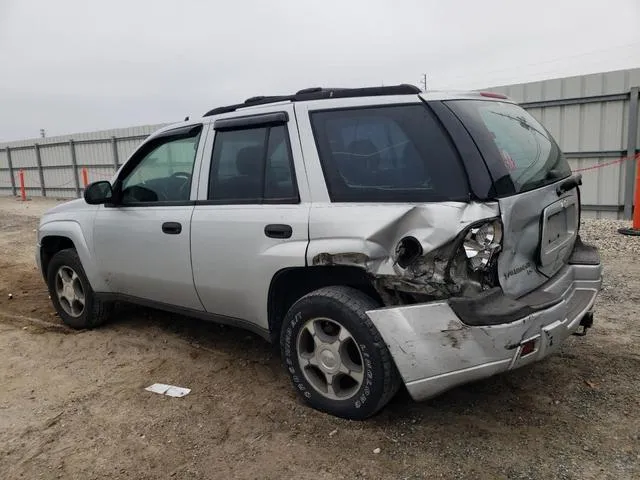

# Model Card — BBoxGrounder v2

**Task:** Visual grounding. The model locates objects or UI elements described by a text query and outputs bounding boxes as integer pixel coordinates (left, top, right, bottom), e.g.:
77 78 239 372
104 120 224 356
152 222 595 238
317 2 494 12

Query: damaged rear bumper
366 262 602 402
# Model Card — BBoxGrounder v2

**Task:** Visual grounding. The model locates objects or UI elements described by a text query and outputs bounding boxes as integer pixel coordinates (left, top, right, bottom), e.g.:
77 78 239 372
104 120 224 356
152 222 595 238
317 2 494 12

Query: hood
41 198 95 217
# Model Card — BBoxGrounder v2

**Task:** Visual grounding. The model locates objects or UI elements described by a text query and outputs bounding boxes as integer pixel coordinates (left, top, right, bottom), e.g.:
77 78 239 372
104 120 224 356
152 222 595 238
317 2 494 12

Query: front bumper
366 261 602 402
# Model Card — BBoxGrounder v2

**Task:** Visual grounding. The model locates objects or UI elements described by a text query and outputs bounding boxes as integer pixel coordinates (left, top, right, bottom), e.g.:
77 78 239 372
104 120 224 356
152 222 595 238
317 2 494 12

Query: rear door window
208 125 298 203
310 105 469 202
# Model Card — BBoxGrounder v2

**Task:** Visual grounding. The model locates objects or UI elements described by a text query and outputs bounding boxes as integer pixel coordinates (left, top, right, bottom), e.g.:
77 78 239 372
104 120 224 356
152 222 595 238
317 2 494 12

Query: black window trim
214 112 289 131
206 122 300 205
308 102 471 203
426 100 495 200
107 124 204 208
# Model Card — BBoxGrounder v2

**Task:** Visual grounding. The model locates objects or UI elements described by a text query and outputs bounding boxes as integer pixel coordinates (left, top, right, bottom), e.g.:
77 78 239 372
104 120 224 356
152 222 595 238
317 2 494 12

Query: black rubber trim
110 124 203 206
618 227 640 236
568 235 600 265
556 173 582 196
95 293 271 341
152 124 203 140
194 197 299 206
203 84 421 116
214 112 289 131
450 238 601 326
449 287 560 326
426 101 495 200
105 200 195 208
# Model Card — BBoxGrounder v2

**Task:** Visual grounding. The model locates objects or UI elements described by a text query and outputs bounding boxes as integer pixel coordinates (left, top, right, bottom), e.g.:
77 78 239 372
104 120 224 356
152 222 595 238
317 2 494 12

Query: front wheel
280 286 401 420
46 248 112 329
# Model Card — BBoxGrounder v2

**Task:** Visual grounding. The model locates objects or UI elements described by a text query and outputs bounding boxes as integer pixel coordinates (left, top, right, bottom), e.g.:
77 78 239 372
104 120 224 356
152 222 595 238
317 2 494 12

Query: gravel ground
0 198 638 479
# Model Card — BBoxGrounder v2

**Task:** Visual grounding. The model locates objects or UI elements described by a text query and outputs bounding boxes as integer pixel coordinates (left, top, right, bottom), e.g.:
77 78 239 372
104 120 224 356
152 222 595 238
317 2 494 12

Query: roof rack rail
203 84 421 117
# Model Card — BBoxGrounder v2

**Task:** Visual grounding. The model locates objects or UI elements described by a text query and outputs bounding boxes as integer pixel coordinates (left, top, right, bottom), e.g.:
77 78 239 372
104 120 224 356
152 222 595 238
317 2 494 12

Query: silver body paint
36 91 602 401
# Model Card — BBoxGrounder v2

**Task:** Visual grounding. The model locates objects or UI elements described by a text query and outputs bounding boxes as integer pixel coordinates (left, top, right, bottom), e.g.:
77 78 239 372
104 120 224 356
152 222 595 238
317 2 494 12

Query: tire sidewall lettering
282 305 378 413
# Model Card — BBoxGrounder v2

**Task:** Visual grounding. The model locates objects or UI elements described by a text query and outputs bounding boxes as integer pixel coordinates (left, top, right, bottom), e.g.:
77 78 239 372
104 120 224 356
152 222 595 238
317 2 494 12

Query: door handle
264 224 292 239
162 222 182 234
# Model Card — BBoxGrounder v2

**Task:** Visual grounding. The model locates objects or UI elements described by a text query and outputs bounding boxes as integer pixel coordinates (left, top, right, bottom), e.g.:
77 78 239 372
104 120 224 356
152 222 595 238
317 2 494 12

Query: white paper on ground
145 383 191 397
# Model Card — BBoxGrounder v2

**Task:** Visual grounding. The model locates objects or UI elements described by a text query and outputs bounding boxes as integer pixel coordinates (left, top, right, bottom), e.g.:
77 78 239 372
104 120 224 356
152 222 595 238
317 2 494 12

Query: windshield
446 100 571 194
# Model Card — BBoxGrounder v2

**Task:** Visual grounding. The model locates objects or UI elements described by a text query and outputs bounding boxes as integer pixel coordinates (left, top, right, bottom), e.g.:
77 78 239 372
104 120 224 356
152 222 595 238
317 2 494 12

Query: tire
46 248 112 329
280 286 401 420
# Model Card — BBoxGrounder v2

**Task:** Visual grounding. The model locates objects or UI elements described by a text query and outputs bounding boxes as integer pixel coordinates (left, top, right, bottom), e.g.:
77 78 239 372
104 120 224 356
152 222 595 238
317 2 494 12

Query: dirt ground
0 197 638 480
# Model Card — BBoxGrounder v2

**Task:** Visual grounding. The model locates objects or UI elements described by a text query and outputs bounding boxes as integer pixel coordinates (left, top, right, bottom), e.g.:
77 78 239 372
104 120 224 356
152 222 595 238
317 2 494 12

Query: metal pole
623 87 639 220
6 147 17 196
111 136 119 171
69 140 81 197
421 73 427 92
34 143 46 197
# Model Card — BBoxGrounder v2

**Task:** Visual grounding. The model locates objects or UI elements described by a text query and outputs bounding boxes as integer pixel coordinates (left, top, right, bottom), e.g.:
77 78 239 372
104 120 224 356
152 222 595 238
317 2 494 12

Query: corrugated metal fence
1 68 639 218
488 68 640 219
0 124 166 199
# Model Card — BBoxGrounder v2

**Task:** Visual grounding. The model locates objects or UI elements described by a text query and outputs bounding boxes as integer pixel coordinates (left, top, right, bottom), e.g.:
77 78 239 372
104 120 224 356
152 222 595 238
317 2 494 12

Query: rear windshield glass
310 105 469 202
446 100 571 194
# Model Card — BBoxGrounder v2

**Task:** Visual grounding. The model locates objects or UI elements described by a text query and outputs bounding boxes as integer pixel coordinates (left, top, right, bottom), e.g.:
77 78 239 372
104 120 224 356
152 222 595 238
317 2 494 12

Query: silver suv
36 85 603 419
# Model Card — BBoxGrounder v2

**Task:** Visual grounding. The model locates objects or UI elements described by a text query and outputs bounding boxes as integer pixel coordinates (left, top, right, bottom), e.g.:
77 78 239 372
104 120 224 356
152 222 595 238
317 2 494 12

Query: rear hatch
445 98 578 298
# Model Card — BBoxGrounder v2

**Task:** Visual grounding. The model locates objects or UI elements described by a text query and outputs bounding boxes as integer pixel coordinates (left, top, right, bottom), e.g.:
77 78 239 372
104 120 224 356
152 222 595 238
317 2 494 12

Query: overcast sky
1 0 638 142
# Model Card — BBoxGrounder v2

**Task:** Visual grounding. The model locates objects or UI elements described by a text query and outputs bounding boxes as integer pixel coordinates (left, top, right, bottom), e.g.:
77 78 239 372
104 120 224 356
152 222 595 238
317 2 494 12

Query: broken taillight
462 219 503 271
520 339 536 356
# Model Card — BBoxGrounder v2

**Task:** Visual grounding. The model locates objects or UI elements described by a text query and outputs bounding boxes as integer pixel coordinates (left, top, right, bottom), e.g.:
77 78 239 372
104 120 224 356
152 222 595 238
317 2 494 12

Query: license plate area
539 194 578 276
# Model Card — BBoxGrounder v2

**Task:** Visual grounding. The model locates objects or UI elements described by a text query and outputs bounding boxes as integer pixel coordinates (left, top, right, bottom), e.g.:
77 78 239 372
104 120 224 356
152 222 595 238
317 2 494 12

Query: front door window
120 127 202 203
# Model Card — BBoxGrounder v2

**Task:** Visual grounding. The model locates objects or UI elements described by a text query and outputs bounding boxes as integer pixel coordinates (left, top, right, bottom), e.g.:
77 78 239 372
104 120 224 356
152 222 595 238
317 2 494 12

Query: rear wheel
47 249 112 329
280 286 400 419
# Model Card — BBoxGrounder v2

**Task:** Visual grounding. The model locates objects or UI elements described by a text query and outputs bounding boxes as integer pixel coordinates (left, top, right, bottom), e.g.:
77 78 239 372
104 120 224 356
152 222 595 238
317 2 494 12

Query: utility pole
420 74 427 92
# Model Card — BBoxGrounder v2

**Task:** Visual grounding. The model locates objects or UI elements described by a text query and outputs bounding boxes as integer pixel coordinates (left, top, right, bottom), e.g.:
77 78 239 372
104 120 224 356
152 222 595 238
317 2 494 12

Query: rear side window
445 100 571 194
310 105 469 202
208 125 298 203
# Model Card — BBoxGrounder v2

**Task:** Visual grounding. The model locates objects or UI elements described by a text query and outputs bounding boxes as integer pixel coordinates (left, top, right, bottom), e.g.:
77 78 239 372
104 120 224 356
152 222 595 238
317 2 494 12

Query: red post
82 168 89 188
620 153 640 235
18 169 26 201
634 153 640 230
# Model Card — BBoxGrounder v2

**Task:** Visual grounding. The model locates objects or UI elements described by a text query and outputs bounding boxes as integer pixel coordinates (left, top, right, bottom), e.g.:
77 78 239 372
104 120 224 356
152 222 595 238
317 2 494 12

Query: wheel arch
267 265 382 342
38 221 109 292
40 235 76 279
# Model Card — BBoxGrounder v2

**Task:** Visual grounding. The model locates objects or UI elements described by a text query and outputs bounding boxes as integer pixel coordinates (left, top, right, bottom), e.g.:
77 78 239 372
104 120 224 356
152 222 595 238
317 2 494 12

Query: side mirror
84 181 113 205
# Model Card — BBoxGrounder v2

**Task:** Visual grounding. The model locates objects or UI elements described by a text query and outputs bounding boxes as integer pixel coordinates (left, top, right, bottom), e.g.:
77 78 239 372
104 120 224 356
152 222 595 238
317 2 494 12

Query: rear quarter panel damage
307 202 500 300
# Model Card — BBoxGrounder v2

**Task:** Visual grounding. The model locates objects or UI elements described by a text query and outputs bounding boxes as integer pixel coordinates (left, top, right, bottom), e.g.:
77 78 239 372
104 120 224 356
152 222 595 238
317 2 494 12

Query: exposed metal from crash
310 202 502 305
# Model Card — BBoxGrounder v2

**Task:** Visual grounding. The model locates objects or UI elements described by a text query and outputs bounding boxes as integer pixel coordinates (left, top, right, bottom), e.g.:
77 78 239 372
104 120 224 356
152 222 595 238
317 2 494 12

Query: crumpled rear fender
307 202 500 298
